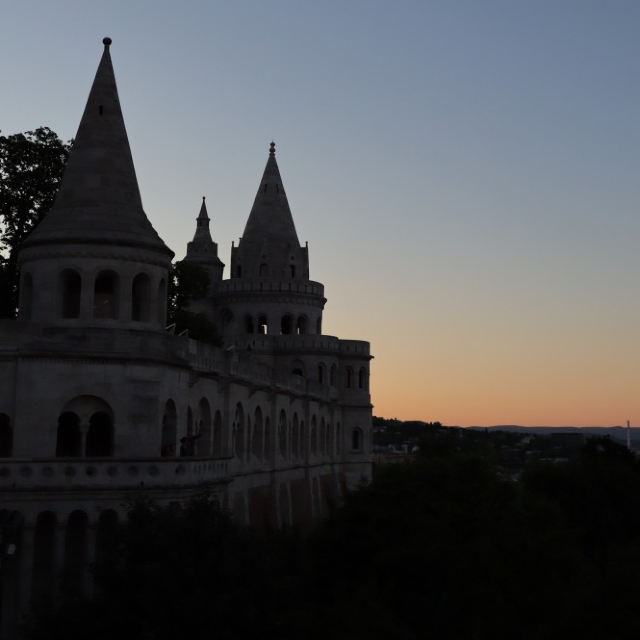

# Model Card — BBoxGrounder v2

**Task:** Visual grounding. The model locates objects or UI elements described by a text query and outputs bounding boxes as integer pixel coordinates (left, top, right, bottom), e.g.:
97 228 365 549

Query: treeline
24 435 640 639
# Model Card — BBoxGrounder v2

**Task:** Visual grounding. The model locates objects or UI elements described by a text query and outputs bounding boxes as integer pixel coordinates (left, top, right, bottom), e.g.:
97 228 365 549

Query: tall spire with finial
22 38 172 256
185 197 224 282
231 142 308 280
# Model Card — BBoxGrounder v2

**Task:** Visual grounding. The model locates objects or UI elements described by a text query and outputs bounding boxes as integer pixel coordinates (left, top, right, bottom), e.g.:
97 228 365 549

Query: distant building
0 38 372 630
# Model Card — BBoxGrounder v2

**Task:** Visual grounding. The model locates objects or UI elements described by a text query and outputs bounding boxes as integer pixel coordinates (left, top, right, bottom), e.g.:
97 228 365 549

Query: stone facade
0 39 372 631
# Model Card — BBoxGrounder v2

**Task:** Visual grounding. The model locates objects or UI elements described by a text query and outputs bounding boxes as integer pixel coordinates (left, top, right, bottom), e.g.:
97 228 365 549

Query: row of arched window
21 269 167 323
160 399 364 462
294 362 369 390
239 313 322 336
31 509 118 605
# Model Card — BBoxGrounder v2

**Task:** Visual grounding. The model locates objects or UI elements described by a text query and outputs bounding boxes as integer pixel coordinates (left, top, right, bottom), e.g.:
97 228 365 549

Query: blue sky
3 1 640 426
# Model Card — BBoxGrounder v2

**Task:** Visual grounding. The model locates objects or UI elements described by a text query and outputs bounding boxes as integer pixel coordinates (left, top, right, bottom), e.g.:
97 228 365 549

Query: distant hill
467 425 637 446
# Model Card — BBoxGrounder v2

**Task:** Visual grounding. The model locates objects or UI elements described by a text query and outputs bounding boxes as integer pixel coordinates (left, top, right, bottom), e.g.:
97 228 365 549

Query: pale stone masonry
0 38 372 630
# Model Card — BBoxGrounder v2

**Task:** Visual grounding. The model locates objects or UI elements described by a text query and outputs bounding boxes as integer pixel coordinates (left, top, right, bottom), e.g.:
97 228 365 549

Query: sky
2 0 640 427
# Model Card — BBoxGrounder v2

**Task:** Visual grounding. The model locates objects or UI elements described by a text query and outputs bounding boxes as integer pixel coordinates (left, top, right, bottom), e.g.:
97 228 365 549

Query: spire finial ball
103 37 112 47
269 141 276 155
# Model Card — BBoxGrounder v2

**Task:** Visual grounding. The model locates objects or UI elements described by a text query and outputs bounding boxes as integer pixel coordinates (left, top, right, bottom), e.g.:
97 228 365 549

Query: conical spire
192 197 213 243
232 143 308 280
241 142 300 248
22 38 172 256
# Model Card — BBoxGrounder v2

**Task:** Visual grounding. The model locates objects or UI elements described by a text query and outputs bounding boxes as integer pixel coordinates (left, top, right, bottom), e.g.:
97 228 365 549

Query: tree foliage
0 128 71 318
167 260 222 346
24 436 640 640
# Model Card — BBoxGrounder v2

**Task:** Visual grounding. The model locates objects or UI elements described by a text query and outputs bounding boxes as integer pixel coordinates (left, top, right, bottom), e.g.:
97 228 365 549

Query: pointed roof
186 197 222 264
240 142 301 250
22 38 173 257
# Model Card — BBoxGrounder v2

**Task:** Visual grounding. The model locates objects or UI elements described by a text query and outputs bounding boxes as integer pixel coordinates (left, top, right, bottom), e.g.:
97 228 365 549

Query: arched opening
212 411 223 457
63 510 89 596
296 316 308 335
0 414 13 457
197 398 212 456
236 265 242 278
320 417 327 456
86 411 113 456
56 412 81 457
291 413 300 459
316 317 322 334
345 367 354 389
158 278 167 325
318 363 326 384
234 404 245 460
336 422 341 455
253 406 264 459
132 273 151 322
300 420 306 458
161 400 177 456
328 422 335 458
291 359 305 378
245 315 254 334
95 510 119 582
281 314 293 335
60 269 81 319
290 265 296 278
278 410 287 458
260 263 269 278
351 428 363 451
258 315 268 334
222 308 234 327
310 416 318 456
32 511 57 608
93 270 119 319
330 365 337 387
359 367 367 390
21 272 34 320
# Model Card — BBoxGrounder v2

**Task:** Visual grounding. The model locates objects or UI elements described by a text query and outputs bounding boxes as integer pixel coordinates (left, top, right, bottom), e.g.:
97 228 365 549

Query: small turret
185 197 224 286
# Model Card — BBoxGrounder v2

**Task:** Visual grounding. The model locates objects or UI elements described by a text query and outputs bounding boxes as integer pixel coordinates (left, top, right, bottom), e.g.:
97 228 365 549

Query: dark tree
0 128 71 318
167 260 221 346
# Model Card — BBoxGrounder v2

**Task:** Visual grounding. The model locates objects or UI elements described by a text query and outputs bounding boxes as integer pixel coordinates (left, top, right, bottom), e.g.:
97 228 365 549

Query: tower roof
186 197 223 265
240 142 301 253
22 38 173 257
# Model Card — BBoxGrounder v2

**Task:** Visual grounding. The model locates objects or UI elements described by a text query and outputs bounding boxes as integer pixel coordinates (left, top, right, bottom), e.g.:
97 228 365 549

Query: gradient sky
2 1 640 427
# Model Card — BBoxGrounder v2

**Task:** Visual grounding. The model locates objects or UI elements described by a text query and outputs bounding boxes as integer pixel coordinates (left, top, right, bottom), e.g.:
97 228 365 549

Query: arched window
234 404 245 459
161 400 177 456
336 422 341 455
86 411 113 456
56 412 81 457
63 510 89 596
0 414 12 457
318 363 326 384
32 511 57 606
236 265 242 278
212 411 223 457
245 315 254 334
290 265 296 278
258 315 268 334
330 365 337 387
291 413 300 458
60 269 81 319
310 416 318 456
320 417 327 456
359 367 367 390
351 428 363 451
278 410 287 458
264 417 272 463
21 272 34 320
93 270 119 319
296 316 308 335
132 273 151 322
158 278 167 325
260 263 269 277
253 407 264 460
281 315 293 335
345 367 354 388
197 398 212 455
316 317 322 334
